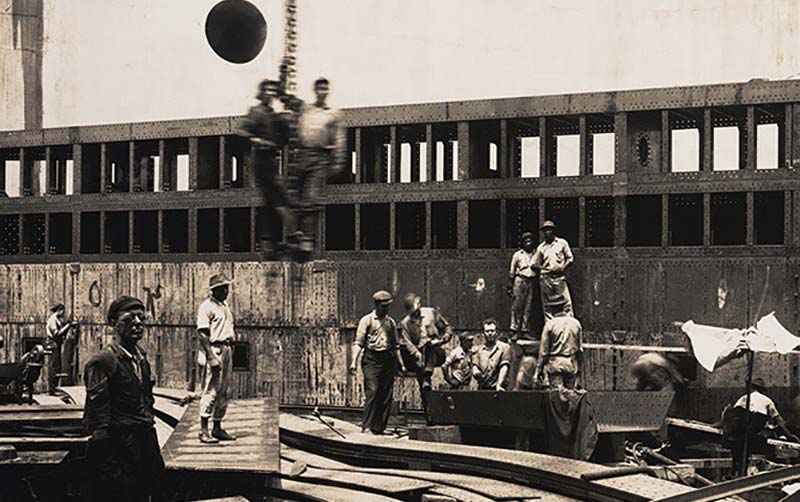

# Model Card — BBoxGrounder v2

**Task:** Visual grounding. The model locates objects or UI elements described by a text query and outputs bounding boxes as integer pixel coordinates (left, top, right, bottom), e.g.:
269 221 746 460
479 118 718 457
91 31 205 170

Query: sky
8 0 798 128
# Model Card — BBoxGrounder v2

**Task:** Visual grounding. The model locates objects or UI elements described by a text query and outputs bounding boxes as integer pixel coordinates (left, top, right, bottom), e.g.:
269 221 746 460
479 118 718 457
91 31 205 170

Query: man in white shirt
196 273 237 444
508 231 539 338
45 303 78 394
533 220 574 320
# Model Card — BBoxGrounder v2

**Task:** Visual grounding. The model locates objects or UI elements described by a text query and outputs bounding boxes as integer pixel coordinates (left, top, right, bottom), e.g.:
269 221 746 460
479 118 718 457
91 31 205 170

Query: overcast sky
25 0 800 128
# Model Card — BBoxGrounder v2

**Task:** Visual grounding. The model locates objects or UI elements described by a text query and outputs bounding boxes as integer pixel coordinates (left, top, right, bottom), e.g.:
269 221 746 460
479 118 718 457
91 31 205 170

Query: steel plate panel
664 260 749 328
460 259 510 331
341 103 447 127
42 127 79 146
77 124 133 143
0 130 42 148
428 262 463 328
749 259 787 326
230 262 288 324
339 262 392 324
623 260 665 334
570 258 616 334
386 262 427 321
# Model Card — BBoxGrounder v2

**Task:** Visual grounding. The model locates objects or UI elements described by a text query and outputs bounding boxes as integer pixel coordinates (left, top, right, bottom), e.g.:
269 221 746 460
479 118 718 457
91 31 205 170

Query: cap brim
210 280 234 289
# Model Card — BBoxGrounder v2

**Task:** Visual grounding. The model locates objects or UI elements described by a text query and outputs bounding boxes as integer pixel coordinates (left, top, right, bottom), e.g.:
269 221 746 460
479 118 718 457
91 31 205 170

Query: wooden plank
280 462 435 494
278 479 404 502
161 398 278 474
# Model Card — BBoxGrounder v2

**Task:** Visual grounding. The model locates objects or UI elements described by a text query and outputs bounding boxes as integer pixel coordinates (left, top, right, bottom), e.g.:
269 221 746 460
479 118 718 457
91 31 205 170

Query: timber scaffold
1 80 800 417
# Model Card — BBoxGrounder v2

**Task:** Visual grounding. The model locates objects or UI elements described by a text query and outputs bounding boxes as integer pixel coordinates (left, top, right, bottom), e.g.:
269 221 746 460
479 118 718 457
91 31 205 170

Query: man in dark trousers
238 78 295 259
349 291 405 434
46 303 78 394
398 293 452 418
83 296 164 502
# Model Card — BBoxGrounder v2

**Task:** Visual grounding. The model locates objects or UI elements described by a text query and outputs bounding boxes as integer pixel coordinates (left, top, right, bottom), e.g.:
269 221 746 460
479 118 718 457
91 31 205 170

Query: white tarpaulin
680 313 800 372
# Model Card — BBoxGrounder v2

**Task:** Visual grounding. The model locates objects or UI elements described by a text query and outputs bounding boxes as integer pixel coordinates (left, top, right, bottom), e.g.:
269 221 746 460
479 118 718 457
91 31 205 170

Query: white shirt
196 297 235 343
734 390 780 418
533 237 574 274
510 249 536 279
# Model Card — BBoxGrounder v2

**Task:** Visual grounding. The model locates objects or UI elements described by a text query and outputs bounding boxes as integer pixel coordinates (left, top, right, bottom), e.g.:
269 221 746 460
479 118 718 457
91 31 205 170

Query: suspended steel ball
205 0 267 64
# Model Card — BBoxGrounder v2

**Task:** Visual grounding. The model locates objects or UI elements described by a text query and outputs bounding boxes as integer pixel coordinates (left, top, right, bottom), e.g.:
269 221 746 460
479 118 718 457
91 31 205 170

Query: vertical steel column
99 211 105 255
44 209 49 254
500 199 508 248
189 138 199 190
425 125 434 182
746 191 754 245
578 196 586 248
424 200 432 250
157 209 164 253
579 115 588 176
457 200 468 249
354 203 361 251
354 128 362 184
614 196 626 247
389 202 396 251
188 208 197 253
539 117 552 177
44 146 52 195
72 144 81 195
785 190 793 247
457 122 470 180
614 113 628 174
538 198 546 232
500 119 510 178
128 141 135 192
794 191 800 248
72 211 80 257
703 109 713 172
128 211 134 254
99 144 107 194
703 193 711 246
19 148 27 196
661 111 671 173
661 194 669 247
158 140 167 191
784 104 793 168
218 209 225 252
249 206 256 253
219 136 227 189
389 126 399 183
746 106 756 170
411 140 420 183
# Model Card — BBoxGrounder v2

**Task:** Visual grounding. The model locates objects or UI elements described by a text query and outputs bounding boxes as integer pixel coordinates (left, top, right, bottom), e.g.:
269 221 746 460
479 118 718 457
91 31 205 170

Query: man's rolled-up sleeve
83 358 112 433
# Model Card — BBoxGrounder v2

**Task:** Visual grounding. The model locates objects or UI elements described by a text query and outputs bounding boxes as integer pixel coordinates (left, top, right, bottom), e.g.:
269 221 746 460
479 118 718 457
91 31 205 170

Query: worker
442 333 475 389
83 296 164 502
508 231 539 338
196 273 237 444
237 78 295 259
289 76 346 255
534 312 583 390
46 303 78 394
533 220 574 320
398 293 452 416
349 291 405 435
472 318 512 391
18 344 45 403
723 378 799 475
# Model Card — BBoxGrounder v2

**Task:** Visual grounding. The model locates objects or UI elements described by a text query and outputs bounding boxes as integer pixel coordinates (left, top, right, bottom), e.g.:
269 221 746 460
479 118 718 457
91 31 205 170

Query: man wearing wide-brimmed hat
196 273 237 443
533 220 574 320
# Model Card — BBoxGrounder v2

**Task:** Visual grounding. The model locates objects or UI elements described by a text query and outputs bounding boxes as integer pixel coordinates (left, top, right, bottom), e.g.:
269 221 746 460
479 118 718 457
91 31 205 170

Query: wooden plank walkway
161 398 279 474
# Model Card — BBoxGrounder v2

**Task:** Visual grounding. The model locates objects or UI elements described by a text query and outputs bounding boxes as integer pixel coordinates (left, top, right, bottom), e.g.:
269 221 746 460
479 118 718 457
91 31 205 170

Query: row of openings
0 136 253 197
324 191 786 251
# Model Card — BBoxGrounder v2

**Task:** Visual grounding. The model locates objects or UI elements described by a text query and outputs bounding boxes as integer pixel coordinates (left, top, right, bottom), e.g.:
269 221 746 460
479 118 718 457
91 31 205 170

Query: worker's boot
212 420 237 441
198 417 219 444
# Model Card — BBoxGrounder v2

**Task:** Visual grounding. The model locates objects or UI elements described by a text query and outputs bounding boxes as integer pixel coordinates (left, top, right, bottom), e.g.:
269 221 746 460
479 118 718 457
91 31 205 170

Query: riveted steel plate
0 130 42 148
77 123 133 143
341 103 448 127
42 127 80 146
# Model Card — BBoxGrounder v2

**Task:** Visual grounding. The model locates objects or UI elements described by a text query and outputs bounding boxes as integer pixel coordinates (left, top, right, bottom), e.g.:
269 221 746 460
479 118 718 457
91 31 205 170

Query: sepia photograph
2 0 800 500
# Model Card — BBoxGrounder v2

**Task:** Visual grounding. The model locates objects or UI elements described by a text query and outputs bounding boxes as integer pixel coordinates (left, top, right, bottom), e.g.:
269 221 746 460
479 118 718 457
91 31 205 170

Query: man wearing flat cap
508 231 545 389
533 220 574 320
196 273 237 443
349 290 405 434
83 296 164 501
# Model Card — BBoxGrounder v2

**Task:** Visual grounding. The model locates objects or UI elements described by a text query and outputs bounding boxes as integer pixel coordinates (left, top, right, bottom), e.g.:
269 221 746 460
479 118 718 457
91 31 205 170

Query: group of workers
350 220 583 435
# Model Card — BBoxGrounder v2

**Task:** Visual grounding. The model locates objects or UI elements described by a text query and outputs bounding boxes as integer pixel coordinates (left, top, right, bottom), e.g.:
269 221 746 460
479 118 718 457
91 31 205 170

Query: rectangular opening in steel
224 135 249 189
22 147 46 196
105 142 130 193
48 145 72 195
104 211 129 254
668 194 703 246
431 201 457 249
197 136 220 190
754 191 784 245
324 204 355 251
48 213 72 254
0 215 19 255
223 207 251 252
22 213 46 255
711 107 747 171
468 199 501 248
197 208 220 253
432 123 458 181
80 212 101 254
553 117 580 177
756 106 784 169
133 210 158 253
81 143 101 194
1 148 19 197
163 210 188 253
626 195 661 247
162 138 189 191
468 121 500 179
669 111 701 173
395 202 426 249
506 198 539 249
330 129 356 184
360 127 390 183
710 192 746 245
586 196 614 247
544 198 579 247
359 203 389 250
232 341 250 371
589 115 615 175
398 125 426 183
133 141 159 192
509 119 540 178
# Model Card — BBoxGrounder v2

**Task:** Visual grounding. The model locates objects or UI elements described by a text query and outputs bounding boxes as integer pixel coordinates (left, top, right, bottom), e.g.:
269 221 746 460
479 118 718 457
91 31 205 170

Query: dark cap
521 231 535 241
50 303 65 313
752 378 767 392
107 296 145 326
209 273 233 290
372 290 393 304
541 220 557 230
